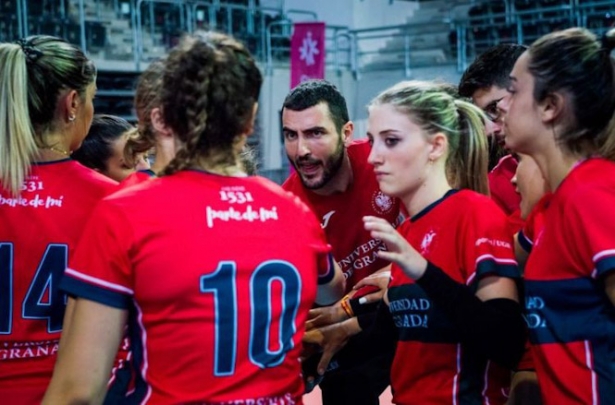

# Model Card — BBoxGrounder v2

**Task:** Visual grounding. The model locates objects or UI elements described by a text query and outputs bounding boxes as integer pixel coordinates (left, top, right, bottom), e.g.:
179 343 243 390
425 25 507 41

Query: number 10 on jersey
200 260 302 376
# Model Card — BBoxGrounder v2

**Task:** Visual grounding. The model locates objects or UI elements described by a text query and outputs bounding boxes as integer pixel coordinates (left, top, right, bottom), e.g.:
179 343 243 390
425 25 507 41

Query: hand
352 270 390 305
306 302 349 331
302 320 356 375
363 216 428 280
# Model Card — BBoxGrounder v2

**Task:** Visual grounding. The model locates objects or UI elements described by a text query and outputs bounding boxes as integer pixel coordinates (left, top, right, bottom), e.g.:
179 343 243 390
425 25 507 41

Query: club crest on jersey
372 191 393 215
420 230 436 255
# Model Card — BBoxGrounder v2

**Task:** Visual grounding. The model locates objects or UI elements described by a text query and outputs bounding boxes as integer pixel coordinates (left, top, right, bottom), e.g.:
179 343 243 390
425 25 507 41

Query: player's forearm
315 262 346 305
416 262 526 369
43 379 106 405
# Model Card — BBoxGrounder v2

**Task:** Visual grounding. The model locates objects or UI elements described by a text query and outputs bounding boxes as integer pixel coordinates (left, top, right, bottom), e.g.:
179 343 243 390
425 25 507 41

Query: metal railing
3 0 615 75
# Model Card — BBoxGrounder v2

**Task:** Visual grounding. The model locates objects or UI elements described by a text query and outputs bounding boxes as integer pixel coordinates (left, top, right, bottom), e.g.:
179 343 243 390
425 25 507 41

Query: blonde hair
0 44 37 196
0 36 96 196
370 80 489 195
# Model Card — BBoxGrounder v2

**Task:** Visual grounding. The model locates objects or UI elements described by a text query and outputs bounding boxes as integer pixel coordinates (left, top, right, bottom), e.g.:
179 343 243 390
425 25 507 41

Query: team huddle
0 25 614 405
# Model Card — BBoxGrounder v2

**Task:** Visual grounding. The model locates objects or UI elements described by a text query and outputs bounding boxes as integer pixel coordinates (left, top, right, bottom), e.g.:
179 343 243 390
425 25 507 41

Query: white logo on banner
299 31 319 66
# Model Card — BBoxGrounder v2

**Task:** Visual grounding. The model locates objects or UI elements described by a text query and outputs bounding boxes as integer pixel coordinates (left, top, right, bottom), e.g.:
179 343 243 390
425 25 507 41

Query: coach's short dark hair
458 43 527 98
283 80 350 133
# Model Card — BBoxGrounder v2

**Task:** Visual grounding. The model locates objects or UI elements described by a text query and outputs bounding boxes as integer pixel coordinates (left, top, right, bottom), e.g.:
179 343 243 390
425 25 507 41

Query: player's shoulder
281 170 301 191
63 160 118 194
249 175 316 215
449 189 507 222
561 158 615 203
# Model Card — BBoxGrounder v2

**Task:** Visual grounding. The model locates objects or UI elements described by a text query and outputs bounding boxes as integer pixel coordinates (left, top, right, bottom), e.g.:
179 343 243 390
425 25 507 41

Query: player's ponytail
0 43 37 196
449 99 489 195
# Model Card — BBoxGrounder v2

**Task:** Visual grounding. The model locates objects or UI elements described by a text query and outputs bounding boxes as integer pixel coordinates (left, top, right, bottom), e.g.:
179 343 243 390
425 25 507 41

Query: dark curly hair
161 31 262 175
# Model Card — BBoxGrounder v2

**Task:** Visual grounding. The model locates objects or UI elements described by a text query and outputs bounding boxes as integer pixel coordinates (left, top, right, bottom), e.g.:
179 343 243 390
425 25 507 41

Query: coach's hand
306 302 349 330
303 318 359 375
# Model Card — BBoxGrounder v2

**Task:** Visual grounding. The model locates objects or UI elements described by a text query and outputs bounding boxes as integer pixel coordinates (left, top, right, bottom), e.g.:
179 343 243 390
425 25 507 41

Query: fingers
317 348 335 375
302 329 323 346
358 290 385 305
308 307 325 320
353 277 380 289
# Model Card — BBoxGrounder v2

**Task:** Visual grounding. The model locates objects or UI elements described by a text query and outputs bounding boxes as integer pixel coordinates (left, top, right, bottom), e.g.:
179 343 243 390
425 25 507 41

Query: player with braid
43 31 344 404
0 35 116 404
121 57 257 188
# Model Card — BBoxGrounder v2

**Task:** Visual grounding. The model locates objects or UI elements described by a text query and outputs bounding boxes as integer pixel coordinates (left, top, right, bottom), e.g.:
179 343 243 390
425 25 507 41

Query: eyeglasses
483 97 504 122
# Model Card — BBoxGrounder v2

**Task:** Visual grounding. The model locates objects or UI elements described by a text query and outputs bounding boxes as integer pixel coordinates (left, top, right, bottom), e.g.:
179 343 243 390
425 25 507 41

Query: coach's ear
342 121 354 146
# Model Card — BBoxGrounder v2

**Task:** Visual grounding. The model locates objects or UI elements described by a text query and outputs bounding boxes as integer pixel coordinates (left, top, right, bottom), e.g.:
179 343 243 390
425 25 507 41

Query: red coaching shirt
0 159 117 403
387 190 519 405
525 158 615 405
489 154 521 216
61 171 333 404
283 139 402 291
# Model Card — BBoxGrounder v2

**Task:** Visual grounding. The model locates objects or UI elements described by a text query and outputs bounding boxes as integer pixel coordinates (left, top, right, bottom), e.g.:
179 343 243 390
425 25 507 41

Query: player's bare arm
43 299 127 405
315 260 346 305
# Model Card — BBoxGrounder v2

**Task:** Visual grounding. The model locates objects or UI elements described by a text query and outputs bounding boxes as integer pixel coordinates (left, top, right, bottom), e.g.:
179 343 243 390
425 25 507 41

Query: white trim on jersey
584 340 598 405
65 268 134 295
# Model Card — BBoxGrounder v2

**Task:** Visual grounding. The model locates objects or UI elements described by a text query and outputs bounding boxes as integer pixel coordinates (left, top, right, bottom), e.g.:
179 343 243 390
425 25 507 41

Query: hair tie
15 38 43 64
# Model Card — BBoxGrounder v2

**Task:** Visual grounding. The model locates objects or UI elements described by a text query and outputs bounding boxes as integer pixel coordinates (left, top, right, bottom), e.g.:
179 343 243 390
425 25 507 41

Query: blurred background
2 0 614 183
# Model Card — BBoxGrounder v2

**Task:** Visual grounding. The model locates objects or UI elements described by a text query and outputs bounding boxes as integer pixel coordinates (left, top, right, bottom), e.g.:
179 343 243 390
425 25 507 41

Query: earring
68 115 76 122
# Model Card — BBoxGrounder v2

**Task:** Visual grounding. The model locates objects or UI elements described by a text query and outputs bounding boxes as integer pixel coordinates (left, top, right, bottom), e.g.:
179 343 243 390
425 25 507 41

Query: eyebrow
509 76 517 82
282 126 327 133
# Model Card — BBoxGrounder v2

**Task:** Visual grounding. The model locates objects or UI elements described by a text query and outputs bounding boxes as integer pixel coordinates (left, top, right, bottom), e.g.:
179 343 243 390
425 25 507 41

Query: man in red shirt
459 44 526 216
282 80 402 404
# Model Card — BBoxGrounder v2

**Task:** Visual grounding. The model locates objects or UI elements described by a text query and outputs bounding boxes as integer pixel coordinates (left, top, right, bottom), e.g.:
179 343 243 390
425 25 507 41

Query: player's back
0 159 117 402
67 170 325 404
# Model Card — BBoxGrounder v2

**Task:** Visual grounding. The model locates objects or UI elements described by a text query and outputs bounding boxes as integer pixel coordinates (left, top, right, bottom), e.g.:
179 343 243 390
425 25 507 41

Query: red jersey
524 158 615 405
489 154 520 216
118 169 156 189
60 171 332 404
283 140 402 291
0 159 117 403
387 190 519 405
517 193 552 254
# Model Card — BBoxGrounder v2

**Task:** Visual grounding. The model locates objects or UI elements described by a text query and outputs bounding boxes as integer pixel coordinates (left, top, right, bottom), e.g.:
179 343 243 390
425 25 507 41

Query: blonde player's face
367 103 432 202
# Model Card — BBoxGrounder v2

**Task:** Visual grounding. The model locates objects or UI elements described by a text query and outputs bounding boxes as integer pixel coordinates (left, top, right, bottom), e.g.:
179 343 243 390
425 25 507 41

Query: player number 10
200 260 301 376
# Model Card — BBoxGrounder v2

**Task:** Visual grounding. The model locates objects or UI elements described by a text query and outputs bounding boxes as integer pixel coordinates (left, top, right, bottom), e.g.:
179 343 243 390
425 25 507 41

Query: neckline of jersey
32 158 72 166
410 189 458 223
